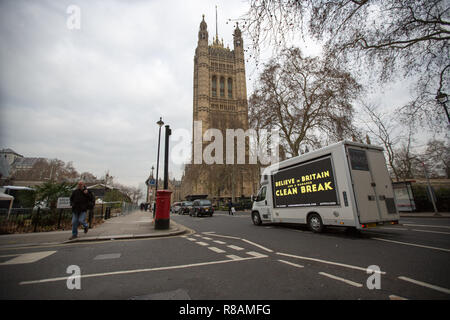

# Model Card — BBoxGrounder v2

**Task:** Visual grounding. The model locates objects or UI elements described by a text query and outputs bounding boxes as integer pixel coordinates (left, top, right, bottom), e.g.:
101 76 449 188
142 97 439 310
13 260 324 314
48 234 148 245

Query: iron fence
0 201 139 234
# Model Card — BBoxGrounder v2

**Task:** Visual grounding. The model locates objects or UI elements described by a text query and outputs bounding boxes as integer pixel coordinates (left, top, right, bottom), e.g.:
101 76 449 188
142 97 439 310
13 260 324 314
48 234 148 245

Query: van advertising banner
272 157 339 208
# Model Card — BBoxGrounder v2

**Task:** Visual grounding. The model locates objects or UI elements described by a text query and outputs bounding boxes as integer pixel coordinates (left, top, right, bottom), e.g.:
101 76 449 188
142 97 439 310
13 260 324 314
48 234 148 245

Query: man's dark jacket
70 188 94 214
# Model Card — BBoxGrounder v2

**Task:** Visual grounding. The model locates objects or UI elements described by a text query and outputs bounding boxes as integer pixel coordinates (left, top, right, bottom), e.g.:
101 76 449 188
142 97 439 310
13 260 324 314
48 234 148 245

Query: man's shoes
69 235 77 240
84 226 89 233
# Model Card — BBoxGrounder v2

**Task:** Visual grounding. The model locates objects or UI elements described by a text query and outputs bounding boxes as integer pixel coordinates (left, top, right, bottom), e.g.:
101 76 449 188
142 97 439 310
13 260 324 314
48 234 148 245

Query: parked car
171 202 182 213
190 199 214 217
179 201 193 215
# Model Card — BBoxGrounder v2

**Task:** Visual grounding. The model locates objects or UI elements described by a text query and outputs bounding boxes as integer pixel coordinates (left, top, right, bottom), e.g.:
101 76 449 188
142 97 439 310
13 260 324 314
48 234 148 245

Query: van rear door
347 147 381 223
365 149 398 220
347 146 398 224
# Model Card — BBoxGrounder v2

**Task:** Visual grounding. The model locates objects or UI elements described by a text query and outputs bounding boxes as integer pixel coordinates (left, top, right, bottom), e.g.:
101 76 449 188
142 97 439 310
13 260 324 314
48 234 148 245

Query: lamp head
436 92 448 104
157 117 164 127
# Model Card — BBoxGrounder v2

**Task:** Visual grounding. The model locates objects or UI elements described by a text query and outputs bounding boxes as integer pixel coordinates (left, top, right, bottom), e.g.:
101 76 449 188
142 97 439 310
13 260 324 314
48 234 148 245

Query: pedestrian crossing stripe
0 251 56 265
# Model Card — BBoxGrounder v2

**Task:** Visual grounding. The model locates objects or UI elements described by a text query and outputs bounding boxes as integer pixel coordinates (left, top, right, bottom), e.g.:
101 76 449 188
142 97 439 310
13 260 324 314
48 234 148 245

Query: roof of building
0 148 23 157
12 157 46 168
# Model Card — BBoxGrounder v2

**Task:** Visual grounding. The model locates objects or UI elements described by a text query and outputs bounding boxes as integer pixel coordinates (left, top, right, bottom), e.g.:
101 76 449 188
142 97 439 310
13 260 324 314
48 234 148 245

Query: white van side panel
267 144 358 227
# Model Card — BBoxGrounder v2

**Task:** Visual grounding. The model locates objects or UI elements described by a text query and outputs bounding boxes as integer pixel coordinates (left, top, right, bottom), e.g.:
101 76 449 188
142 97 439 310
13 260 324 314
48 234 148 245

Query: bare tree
423 139 450 178
241 0 450 127
360 103 402 180
249 47 361 158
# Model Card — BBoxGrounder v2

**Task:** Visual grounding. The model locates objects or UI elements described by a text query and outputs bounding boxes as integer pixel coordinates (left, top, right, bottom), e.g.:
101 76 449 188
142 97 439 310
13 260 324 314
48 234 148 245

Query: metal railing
0 201 139 234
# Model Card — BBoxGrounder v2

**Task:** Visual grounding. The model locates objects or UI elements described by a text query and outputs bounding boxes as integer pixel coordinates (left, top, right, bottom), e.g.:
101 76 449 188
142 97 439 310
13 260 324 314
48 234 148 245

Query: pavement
0 210 189 249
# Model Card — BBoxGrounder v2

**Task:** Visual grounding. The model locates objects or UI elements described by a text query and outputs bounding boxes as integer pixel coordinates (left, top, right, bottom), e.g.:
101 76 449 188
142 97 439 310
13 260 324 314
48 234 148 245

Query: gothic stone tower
182 15 258 202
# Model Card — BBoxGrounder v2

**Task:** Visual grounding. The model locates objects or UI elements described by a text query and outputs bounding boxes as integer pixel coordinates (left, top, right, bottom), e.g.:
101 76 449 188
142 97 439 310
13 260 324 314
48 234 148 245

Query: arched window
212 76 217 97
227 78 233 98
220 77 225 97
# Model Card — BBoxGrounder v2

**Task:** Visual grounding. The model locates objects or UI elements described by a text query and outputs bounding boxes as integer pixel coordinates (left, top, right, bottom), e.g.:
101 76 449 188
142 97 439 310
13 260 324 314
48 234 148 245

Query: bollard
155 190 172 230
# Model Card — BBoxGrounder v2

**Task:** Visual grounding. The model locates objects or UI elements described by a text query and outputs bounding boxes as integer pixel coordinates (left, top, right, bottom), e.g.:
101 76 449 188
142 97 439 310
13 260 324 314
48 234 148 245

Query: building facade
181 16 259 203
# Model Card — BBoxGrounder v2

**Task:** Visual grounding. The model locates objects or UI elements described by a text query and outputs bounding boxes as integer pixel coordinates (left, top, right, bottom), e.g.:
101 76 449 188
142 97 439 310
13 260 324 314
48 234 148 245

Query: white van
251 141 400 232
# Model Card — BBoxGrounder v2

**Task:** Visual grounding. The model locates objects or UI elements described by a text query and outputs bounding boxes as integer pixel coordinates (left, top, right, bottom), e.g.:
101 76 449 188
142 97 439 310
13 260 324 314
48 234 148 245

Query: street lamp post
412 157 440 216
435 91 449 124
154 117 164 217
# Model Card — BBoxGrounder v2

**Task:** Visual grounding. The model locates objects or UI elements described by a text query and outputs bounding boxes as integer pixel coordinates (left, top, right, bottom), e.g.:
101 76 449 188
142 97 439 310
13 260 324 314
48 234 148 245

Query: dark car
179 201 193 215
190 199 214 217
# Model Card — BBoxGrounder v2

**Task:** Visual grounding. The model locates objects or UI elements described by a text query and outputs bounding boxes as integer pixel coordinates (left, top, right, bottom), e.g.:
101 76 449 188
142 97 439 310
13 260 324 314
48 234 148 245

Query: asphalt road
0 211 449 301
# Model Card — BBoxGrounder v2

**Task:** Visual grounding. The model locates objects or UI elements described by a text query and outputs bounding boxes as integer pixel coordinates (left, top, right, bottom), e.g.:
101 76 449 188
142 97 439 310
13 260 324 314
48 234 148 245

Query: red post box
155 190 172 229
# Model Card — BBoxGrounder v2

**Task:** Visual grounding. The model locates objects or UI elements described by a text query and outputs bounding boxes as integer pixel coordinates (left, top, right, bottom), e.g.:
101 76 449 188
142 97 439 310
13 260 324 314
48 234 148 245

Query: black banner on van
272 157 338 208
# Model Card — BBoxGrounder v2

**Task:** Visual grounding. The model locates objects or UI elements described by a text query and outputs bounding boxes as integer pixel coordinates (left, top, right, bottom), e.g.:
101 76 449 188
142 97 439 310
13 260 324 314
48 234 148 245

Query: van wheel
308 213 324 233
252 212 262 226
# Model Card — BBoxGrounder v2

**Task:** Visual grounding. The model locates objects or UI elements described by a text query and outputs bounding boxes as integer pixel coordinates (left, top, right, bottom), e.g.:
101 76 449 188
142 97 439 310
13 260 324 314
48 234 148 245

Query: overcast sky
0 0 253 190
0 0 422 194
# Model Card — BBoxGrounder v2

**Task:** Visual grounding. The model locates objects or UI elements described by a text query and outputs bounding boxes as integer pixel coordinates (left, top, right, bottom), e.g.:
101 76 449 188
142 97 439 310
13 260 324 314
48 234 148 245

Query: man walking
228 199 233 215
69 181 94 240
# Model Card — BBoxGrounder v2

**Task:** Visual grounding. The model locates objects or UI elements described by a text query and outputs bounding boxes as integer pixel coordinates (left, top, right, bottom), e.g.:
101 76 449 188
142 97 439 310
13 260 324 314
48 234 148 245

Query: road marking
246 251 268 258
241 239 273 253
319 272 363 288
403 224 450 229
195 242 209 246
226 255 243 260
276 252 385 274
411 229 450 235
389 295 408 300
94 253 121 260
20 255 268 285
202 232 241 240
278 260 304 268
203 232 274 253
208 247 226 253
398 276 450 295
227 245 244 251
186 237 197 241
193 234 203 237
0 251 56 266
202 237 213 240
213 240 226 245
371 237 450 252
378 227 409 231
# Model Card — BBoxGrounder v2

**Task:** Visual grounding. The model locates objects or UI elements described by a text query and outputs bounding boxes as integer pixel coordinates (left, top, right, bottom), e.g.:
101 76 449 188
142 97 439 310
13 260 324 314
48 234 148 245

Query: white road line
195 242 209 246
403 224 450 229
318 272 363 288
208 247 226 253
278 260 304 269
246 251 269 258
389 295 408 300
0 251 56 266
276 252 385 274
94 253 121 260
398 276 450 295
19 255 268 286
411 229 450 235
227 245 244 251
371 237 450 252
213 240 226 245
378 227 409 231
202 233 241 240
241 239 273 253
226 255 243 260
202 237 213 240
